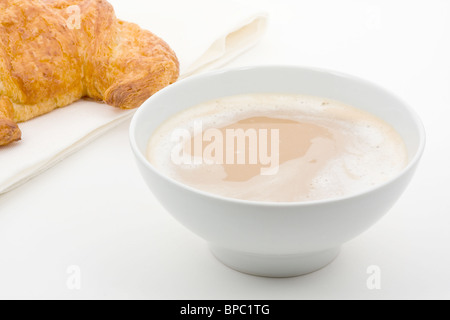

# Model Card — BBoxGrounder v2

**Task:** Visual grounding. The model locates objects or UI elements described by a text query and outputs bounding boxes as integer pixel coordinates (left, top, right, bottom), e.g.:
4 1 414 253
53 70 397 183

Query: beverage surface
147 94 408 202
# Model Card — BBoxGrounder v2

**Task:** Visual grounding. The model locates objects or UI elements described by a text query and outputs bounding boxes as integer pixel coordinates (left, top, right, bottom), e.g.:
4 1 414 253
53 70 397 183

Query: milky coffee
147 94 408 202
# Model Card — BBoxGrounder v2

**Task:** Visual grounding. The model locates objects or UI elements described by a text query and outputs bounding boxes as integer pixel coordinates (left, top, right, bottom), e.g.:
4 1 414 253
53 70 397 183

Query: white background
0 0 449 299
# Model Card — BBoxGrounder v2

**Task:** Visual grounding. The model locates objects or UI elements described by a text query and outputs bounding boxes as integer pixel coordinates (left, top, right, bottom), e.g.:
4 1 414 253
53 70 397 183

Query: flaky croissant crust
0 0 180 146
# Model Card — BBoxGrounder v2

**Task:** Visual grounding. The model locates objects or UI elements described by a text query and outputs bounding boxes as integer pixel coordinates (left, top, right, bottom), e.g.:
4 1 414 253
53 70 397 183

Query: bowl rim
129 65 426 207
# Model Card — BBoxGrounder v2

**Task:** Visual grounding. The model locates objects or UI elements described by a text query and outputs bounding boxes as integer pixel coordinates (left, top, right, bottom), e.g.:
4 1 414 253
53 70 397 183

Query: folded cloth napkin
0 0 268 195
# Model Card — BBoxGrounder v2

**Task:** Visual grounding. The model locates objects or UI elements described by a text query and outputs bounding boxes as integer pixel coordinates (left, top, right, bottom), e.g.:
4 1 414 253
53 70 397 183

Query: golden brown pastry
0 0 179 146
0 96 21 145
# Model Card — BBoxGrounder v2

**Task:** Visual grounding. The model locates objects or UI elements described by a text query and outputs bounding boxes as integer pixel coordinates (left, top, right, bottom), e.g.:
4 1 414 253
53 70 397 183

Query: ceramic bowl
130 66 425 277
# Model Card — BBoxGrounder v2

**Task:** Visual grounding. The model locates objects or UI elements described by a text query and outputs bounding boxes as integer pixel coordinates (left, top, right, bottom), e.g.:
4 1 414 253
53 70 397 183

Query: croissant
0 0 179 146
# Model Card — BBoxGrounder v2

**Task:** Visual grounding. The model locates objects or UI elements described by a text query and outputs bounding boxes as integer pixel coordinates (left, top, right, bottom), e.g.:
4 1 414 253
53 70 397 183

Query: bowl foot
210 246 340 278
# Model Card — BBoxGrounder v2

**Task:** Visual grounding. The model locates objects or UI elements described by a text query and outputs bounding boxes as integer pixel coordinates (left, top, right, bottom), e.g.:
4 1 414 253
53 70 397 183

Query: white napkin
0 0 268 195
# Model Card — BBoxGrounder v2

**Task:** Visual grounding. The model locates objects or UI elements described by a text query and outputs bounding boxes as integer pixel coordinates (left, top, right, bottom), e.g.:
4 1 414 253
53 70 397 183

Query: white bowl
130 66 425 277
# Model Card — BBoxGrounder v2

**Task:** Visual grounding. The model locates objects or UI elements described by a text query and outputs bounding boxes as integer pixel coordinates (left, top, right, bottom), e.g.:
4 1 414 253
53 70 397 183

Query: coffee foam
147 94 408 202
